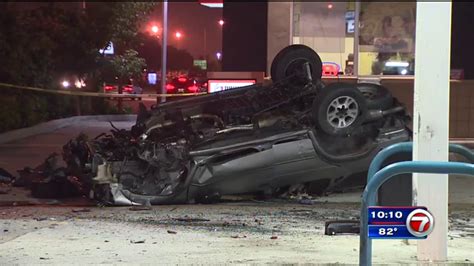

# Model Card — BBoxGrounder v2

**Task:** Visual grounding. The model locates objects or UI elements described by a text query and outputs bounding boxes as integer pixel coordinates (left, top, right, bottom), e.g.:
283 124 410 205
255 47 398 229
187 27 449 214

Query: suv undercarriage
60 45 411 205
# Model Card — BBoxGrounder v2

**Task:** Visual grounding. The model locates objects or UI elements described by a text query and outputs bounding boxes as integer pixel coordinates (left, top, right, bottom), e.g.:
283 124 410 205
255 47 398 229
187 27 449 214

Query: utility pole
203 28 207 60
412 2 452 262
160 0 168 103
353 1 360 76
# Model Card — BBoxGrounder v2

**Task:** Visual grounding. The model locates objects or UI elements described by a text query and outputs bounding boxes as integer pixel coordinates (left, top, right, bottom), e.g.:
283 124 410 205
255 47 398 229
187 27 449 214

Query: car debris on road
324 220 360 236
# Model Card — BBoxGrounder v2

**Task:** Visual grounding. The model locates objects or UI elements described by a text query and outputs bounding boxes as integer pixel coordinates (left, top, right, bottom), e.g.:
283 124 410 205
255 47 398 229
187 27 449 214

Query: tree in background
136 32 194 72
79 2 156 91
0 2 155 89
0 3 155 130
135 32 162 71
168 47 194 71
109 49 146 89
109 49 146 111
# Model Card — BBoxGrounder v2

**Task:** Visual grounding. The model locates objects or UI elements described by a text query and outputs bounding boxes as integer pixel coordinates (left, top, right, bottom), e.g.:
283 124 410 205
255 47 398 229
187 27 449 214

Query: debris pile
14 153 85 199
5 125 140 202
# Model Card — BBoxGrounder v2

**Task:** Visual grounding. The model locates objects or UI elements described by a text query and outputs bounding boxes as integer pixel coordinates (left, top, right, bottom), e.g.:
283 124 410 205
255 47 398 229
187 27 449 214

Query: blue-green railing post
359 161 474 265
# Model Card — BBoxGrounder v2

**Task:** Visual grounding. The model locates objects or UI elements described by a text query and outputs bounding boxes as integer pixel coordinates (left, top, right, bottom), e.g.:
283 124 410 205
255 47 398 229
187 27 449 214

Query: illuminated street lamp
216 52 222 60
61 80 70 88
175 31 183 49
218 19 224 26
151 25 159 34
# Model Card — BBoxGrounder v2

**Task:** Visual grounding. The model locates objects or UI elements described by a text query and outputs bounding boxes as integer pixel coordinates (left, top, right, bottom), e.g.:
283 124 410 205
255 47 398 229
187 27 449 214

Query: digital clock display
368 206 433 239
370 210 403 219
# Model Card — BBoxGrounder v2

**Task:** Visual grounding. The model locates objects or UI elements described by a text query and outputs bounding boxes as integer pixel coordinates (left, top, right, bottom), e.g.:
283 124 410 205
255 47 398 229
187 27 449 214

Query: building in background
221 1 474 79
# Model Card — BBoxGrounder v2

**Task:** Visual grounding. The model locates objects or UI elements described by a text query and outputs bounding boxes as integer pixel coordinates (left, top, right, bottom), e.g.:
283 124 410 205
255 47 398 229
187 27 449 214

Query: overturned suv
84 45 411 205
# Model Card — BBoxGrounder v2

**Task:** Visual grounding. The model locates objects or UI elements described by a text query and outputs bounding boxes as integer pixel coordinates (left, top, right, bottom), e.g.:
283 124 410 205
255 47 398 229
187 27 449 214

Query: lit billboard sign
99 42 114 55
345 11 355 34
207 79 256 93
147 72 157 85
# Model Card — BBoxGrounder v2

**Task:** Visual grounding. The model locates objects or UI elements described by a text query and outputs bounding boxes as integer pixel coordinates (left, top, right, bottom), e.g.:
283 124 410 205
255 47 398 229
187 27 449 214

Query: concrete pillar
267 2 293 76
412 2 452 262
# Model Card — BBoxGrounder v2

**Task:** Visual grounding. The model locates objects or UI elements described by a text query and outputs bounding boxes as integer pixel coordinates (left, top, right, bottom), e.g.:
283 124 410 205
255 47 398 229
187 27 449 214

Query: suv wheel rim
326 96 359 129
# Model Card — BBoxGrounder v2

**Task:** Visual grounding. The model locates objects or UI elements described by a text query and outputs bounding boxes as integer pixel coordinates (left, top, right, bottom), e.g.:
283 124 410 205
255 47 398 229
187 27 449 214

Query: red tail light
187 85 199 93
104 85 115 91
178 77 187 82
166 84 175 91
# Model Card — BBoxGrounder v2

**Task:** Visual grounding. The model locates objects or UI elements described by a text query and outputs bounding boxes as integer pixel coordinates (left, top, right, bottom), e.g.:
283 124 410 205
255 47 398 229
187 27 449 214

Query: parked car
103 83 143 100
165 76 207 94
64 45 411 205
103 84 118 93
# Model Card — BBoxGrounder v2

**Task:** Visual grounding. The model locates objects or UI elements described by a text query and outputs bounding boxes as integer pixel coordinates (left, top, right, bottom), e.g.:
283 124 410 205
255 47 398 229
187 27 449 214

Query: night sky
7 2 474 77
149 2 223 59
9 2 223 59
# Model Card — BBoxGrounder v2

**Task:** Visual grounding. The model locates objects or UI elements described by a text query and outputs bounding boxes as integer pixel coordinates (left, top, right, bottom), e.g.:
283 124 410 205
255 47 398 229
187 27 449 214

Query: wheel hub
326 96 359 129
285 58 311 82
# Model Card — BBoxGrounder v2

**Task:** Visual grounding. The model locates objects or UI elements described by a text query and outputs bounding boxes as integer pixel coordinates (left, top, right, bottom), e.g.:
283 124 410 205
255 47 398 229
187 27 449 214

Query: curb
0 115 137 144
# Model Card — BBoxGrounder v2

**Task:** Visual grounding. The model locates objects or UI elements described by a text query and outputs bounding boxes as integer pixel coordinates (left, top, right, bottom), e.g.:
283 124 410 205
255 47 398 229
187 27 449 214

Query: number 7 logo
410 216 430 232
406 209 435 238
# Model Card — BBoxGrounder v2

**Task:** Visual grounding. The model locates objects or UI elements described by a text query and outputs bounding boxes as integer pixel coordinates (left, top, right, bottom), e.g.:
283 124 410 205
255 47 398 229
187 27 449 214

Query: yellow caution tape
0 82 207 98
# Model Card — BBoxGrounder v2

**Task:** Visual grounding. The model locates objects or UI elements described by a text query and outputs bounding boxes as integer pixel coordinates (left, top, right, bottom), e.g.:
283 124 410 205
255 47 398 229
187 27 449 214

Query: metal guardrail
367 142 474 182
359 142 474 265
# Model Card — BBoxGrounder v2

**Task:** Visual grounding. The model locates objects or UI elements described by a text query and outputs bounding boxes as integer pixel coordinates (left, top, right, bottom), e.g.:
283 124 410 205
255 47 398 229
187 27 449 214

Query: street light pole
203 28 207 60
160 0 168 103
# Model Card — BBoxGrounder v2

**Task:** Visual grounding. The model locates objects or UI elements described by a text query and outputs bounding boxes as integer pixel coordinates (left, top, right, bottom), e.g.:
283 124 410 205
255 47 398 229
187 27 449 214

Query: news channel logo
368 206 435 239
405 208 435 238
